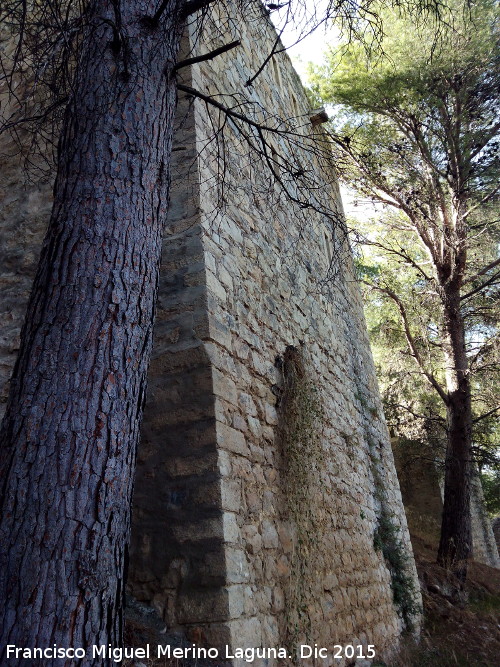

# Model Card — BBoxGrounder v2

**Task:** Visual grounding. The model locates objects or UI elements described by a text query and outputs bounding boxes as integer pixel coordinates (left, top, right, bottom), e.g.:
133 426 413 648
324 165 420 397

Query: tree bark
0 1 184 662
438 285 473 581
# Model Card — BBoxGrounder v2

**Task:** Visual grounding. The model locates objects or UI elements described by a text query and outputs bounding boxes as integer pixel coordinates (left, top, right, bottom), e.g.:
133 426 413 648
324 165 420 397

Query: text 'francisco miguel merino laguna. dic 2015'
5 643 378 662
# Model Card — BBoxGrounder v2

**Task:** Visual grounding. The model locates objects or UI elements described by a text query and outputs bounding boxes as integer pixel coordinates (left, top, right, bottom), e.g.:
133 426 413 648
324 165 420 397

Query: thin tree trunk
0 1 184 662
438 285 473 581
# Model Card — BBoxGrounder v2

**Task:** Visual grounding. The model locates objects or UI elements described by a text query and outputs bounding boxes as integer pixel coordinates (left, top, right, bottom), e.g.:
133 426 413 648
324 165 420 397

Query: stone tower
0 2 420 664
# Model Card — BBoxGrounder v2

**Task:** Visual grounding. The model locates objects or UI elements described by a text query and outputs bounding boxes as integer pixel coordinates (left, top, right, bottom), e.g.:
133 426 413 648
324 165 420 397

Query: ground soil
389 535 500 666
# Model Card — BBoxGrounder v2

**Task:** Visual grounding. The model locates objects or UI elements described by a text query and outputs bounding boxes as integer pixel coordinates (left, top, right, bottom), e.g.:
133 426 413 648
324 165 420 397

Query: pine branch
178 83 287 135
365 282 448 404
465 257 500 285
461 269 500 301
472 405 500 424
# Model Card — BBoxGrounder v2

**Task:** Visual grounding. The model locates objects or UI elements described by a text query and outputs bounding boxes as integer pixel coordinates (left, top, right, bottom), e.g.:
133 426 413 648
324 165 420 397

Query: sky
283 25 332 77
268 2 338 75
268 4 369 221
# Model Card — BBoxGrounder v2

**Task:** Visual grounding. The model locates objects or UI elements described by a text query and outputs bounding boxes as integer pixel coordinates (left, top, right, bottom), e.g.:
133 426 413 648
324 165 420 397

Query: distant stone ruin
493 518 500 554
0 2 421 664
393 439 499 569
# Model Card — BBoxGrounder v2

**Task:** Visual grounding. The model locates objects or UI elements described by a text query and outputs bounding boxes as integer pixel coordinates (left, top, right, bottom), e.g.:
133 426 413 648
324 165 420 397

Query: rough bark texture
438 284 473 580
0 1 184 662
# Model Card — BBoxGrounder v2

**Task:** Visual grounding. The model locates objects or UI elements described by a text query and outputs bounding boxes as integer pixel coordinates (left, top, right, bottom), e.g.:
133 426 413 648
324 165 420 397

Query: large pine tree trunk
0 1 184 662
438 286 473 580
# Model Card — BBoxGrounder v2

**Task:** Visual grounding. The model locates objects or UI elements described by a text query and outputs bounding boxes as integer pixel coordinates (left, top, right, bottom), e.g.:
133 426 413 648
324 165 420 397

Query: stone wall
0 33 53 417
470 472 500 568
493 518 500 554
131 2 420 661
128 57 229 640
392 440 443 548
393 439 500 569
0 3 421 664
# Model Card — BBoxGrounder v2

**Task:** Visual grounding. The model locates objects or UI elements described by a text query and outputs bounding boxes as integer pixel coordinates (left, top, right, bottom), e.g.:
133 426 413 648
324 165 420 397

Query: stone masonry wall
393 439 499 569
129 2 420 661
493 518 500 554
392 440 443 547
0 5 421 665
0 33 53 418
470 471 500 568
128 57 230 641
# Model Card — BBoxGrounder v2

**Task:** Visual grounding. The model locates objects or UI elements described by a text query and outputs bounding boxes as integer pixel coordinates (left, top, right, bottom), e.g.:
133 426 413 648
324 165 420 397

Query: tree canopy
308 0 500 574
309 0 500 235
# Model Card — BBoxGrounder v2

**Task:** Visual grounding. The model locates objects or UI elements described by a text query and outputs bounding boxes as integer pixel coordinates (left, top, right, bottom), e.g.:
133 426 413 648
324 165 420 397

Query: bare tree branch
172 39 241 74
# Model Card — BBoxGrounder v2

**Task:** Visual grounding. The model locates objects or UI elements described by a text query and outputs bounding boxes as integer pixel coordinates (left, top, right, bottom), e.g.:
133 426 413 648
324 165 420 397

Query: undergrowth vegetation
277 345 325 659
373 512 421 631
